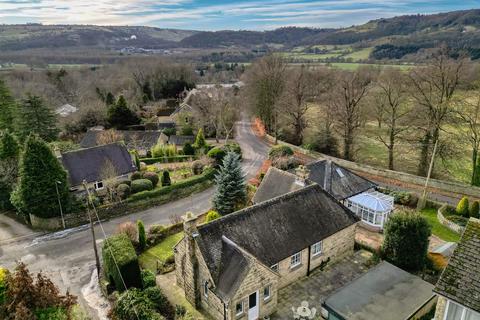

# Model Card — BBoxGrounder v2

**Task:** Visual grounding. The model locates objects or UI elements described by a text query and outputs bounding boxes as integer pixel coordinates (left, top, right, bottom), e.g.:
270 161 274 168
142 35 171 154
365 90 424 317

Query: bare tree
97 129 123 145
375 68 411 170
99 159 119 203
244 54 286 138
279 65 316 145
328 67 375 160
408 46 466 176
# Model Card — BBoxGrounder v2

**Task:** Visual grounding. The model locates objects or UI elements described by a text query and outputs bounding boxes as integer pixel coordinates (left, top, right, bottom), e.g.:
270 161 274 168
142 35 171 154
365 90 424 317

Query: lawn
420 208 461 242
343 47 373 61
139 232 184 273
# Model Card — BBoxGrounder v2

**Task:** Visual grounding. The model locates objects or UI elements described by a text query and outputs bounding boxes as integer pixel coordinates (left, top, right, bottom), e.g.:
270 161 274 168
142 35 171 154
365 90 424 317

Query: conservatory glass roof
348 191 394 212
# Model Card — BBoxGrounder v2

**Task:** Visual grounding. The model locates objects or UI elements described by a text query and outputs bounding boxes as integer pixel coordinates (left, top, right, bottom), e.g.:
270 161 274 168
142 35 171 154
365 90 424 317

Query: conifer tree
213 152 246 215
0 131 20 209
0 80 16 132
11 135 69 219
194 128 206 149
15 95 58 143
107 95 140 129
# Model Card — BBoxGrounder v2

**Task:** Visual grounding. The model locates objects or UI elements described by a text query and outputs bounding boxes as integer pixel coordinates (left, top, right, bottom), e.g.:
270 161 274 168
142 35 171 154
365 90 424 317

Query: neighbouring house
60 143 136 195
254 162 394 231
80 129 162 156
322 261 436 320
158 134 194 147
174 184 359 320
433 218 480 320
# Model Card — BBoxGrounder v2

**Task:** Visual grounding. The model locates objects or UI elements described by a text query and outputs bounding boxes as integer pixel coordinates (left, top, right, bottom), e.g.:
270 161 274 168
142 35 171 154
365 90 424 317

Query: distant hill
2 9 480 60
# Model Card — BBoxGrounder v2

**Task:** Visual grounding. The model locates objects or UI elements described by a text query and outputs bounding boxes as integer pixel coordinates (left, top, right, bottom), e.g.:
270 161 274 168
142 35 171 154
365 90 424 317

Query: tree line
245 46 480 185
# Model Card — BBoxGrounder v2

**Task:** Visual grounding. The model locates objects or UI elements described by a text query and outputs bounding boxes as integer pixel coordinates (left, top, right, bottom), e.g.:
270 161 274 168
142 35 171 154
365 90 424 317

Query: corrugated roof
434 218 480 312
324 261 435 320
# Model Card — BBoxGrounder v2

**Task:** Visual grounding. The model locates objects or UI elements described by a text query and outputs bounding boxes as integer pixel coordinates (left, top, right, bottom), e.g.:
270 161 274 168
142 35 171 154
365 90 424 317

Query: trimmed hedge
131 179 154 194
128 168 216 202
141 269 156 288
143 171 159 188
102 234 142 291
140 155 196 165
268 144 293 159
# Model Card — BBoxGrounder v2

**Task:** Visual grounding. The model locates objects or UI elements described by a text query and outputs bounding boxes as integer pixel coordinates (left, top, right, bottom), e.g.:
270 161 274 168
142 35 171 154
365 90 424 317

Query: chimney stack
182 212 200 307
295 165 309 187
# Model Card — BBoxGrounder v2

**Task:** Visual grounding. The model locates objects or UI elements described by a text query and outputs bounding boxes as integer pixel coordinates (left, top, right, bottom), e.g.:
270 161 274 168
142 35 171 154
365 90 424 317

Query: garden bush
102 234 142 291
161 171 171 187
144 287 175 319
271 156 299 170
35 307 68 320
140 155 196 165
192 160 204 175
131 171 143 181
224 142 242 159
382 211 431 272
115 222 138 243
456 196 469 217
0 267 7 305
116 183 131 200
143 172 159 188
113 288 164 320
469 200 480 218
193 128 206 149
141 269 156 289
183 142 195 156
131 179 154 194
138 220 146 250
268 145 293 160
205 210 221 222
207 147 226 165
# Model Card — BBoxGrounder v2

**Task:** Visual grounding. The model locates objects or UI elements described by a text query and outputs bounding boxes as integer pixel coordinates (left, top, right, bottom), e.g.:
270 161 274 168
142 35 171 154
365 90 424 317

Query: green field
343 47 373 61
420 208 461 242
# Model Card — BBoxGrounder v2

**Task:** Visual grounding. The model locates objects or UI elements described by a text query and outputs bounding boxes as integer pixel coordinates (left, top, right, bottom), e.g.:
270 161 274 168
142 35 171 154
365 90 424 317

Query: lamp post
55 180 66 229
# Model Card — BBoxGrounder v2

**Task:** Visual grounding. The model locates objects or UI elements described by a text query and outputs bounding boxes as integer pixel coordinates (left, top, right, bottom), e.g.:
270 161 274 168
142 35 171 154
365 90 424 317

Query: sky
0 0 480 31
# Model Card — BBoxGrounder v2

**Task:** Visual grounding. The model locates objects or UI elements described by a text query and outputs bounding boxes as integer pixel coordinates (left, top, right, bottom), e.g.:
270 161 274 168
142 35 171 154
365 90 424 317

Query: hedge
127 168 216 202
131 179 154 194
140 155 197 165
143 172 159 188
102 234 142 291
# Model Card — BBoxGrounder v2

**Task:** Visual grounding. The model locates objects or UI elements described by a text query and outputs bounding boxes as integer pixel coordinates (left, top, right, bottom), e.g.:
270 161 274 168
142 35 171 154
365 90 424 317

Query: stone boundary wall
437 205 465 234
264 133 480 200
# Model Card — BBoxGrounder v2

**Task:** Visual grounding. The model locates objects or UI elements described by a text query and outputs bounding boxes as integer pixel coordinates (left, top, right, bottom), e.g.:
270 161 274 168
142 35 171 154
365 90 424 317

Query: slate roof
80 130 162 151
324 261 435 320
61 143 136 186
306 160 377 200
214 237 251 301
252 167 308 203
434 218 480 313
196 184 359 291
168 135 194 146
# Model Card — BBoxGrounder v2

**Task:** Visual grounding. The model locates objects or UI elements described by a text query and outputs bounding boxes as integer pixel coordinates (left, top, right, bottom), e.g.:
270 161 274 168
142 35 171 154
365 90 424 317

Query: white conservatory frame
345 191 394 229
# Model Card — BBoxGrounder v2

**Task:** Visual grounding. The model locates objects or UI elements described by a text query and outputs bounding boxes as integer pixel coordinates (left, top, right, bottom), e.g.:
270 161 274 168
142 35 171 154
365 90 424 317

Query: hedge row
127 168 216 202
140 155 197 165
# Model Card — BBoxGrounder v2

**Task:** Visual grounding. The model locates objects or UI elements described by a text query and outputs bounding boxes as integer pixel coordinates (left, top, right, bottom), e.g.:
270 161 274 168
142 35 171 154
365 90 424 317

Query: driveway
272 250 373 319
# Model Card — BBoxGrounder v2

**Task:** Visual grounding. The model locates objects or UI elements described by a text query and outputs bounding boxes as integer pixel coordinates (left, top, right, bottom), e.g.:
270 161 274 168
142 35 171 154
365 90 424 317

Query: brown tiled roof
434 218 480 312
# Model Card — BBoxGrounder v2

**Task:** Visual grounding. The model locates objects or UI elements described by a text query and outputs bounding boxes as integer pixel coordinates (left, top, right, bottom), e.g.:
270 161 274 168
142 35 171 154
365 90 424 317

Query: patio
272 250 374 320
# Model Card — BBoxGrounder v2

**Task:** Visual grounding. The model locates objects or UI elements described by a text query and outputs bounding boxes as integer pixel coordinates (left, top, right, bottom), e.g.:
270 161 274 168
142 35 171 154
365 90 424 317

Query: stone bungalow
174 185 359 320
433 218 480 320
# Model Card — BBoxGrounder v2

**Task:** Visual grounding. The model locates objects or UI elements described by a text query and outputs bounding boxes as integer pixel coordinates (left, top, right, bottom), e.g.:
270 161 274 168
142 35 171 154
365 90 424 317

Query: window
312 241 323 256
445 300 480 320
270 264 279 272
94 181 104 190
235 301 243 316
203 281 208 298
263 285 271 301
290 252 302 268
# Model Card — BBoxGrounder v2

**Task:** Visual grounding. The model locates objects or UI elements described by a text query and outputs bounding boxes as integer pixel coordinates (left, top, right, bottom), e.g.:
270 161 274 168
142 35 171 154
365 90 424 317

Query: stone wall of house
434 296 448 320
174 237 186 289
230 259 279 320
410 296 437 320
310 224 357 270
197 245 225 320
277 247 310 288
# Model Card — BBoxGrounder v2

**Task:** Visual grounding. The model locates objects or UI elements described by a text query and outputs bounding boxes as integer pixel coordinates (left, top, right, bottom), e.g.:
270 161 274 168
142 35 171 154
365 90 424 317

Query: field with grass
139 232 184 273
420 208 461 242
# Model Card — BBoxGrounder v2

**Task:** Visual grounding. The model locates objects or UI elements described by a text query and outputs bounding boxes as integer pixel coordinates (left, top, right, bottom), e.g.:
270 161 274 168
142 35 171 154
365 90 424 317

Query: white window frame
235 301 244 316
94 181 104 190
290 252 302 269
312 241 323 257
444 299 480 320
263 285 271 301
203 280 209 298
270 264 279 272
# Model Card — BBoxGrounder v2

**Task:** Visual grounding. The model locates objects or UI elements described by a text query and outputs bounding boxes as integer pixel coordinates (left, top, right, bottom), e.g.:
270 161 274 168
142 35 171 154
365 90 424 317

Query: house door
248 291 259 320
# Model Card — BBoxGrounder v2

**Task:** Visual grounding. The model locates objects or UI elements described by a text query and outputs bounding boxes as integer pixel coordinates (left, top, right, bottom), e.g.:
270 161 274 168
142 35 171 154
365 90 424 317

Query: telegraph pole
83 180 101 277
417 139 439 210
55 181 66 229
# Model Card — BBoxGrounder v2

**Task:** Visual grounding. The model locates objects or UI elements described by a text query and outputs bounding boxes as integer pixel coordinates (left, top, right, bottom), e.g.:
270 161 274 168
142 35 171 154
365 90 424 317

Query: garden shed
345 191 394 230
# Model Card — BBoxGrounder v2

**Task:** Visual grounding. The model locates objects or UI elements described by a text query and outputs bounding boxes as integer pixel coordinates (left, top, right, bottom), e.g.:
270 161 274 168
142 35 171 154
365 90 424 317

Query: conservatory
345 191 394 230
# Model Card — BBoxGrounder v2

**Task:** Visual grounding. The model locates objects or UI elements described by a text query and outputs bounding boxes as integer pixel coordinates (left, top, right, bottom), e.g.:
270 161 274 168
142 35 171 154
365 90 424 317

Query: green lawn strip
139 232 184 272
420 208 460 242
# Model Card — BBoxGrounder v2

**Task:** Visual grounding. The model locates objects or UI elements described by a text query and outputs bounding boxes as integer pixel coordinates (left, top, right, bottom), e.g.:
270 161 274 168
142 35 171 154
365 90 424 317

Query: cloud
0 0 477 29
